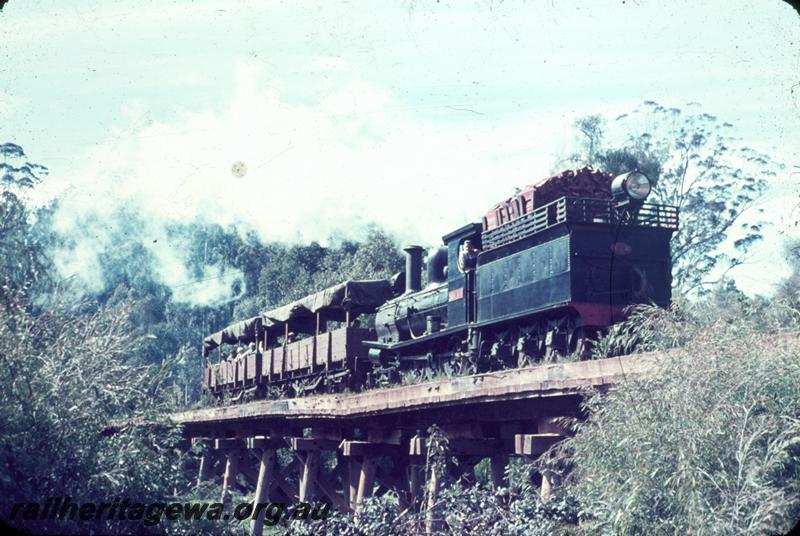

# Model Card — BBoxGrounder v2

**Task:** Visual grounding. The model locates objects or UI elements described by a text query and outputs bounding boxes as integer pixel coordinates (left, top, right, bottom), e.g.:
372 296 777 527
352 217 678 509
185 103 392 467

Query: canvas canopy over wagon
203 279 396 394
202 316 264 358
202 279 394 357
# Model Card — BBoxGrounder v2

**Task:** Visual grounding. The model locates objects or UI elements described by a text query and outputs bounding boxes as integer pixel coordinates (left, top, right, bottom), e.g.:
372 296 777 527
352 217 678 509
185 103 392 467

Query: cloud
0 90 24 118
50 60 581 303
48 60 799 301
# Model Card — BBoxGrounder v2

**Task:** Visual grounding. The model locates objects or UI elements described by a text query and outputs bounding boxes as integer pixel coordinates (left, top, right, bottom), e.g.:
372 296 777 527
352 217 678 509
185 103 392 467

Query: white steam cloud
49 61 582 304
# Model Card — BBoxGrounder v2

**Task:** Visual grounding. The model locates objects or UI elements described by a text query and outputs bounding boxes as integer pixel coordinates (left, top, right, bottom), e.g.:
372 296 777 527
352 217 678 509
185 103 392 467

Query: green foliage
566 102 780 295
776 238 800 311
48 210 404 407
287 495 401 535
1 142 48 190
554 301 800 535
255 225 404 312
0 287 189 534
287 478 580 535
436 482 580 536
0 144 55 298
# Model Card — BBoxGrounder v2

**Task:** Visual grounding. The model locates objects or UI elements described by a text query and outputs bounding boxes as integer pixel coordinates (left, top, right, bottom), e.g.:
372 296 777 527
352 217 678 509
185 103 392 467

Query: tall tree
0 143 54 298
565 102 781 294
776 237 800 310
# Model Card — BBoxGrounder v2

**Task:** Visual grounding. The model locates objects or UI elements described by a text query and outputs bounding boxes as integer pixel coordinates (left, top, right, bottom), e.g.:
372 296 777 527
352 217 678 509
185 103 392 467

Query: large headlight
612 171 651 202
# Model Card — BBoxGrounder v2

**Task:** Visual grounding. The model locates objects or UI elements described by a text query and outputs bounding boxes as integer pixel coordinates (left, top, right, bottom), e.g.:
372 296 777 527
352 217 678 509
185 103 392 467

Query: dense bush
0 288 197 534
285 480 580 535
551 302 800 535
288 298 800 535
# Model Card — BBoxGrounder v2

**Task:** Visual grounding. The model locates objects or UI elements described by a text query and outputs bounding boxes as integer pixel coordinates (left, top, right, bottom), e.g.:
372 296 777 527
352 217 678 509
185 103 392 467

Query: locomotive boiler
202 167 678 399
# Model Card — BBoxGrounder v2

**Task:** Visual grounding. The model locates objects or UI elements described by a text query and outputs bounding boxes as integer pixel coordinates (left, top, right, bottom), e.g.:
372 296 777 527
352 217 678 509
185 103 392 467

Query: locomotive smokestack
403 245 424 293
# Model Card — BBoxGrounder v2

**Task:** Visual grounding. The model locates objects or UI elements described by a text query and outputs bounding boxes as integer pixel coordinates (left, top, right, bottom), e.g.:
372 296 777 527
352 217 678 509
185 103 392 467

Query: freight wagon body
202 280 390 398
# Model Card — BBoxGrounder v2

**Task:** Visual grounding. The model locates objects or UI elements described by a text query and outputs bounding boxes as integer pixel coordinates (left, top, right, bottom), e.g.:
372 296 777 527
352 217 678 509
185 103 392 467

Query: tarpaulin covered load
202 315 263 357
262 279 394 325
203 280 394 357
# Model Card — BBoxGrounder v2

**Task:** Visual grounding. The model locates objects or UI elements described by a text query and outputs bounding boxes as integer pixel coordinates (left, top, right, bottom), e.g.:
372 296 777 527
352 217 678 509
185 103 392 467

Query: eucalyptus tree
0 142 55 300
565 102 780 295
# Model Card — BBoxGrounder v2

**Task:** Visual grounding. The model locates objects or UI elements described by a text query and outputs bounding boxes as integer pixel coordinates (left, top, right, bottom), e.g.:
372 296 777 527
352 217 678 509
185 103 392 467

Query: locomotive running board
364 301 574 352
363 325 467 351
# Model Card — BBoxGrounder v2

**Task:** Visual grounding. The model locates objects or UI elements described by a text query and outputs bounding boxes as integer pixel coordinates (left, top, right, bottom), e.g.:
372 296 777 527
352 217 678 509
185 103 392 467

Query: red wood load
483 167 614 231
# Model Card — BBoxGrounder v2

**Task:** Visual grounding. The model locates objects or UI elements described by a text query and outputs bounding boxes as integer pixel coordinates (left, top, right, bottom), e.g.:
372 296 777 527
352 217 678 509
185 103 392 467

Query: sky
1 0 799 300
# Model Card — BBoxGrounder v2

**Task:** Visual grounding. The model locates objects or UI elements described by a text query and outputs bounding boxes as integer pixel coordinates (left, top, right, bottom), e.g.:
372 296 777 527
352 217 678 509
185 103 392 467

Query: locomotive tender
203 168 678 399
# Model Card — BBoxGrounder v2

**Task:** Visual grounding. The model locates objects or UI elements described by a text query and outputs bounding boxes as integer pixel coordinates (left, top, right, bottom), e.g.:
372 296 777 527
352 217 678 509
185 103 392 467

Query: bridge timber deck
173 351 665 534
173 351 663 430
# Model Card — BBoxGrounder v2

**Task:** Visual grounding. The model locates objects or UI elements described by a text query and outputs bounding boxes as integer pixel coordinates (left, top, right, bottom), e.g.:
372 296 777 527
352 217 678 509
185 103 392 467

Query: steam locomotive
202 168 678 400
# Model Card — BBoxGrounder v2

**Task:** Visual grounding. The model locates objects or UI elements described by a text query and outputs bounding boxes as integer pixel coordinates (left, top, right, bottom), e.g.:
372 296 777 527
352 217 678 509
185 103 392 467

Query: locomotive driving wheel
542 315 578 362
569 326 594 360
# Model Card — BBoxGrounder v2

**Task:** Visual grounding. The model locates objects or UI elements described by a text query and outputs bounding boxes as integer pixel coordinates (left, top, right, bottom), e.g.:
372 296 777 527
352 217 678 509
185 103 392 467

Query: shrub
0 288 198 534
556 303 800 535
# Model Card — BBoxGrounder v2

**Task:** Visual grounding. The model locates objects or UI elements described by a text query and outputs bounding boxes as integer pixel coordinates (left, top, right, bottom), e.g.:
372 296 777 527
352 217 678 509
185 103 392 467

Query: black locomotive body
370 194 676 373
203 169 678 399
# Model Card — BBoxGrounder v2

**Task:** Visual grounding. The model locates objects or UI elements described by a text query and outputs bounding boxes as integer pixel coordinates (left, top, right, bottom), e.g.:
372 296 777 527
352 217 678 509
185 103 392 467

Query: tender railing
481 196 678 251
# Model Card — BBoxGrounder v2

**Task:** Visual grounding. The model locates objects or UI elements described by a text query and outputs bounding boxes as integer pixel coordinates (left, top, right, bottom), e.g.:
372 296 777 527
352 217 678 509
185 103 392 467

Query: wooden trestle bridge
171 351 662 534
